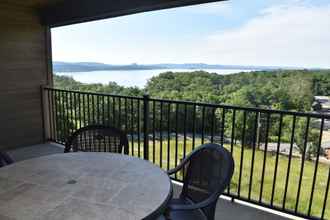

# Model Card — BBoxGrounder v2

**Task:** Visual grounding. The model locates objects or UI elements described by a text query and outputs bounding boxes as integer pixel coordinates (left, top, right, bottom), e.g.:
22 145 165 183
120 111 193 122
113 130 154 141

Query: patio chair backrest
64 125 129 154
181 144 234 220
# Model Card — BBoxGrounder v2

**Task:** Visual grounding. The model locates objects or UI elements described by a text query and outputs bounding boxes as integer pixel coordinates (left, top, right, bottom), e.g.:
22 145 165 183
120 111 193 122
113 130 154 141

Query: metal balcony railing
42 86 330 220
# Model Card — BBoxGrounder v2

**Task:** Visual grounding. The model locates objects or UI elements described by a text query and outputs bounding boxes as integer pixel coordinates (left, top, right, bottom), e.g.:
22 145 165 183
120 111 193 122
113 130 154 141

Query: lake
55 69 253 88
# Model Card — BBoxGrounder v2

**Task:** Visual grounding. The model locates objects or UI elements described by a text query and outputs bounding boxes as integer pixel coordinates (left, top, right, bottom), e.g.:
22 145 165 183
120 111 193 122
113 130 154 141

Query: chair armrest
167 154 192 176
167 165 183 175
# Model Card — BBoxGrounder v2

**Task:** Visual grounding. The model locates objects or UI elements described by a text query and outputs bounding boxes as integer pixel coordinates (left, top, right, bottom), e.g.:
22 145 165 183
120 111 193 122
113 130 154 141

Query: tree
295 119 320 160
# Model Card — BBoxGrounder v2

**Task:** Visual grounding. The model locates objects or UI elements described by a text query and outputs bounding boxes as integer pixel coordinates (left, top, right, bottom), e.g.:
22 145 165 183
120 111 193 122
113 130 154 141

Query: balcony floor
6 143 299 220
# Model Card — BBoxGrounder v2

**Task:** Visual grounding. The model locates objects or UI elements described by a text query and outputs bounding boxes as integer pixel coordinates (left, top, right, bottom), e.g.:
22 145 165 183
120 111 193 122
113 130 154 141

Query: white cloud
205 1 330 68
52 1 330 68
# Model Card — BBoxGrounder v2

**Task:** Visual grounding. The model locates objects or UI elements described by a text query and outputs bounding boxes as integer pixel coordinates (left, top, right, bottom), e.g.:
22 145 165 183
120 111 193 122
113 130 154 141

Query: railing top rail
44 86 330 119
43 86 144 100
149 97 330 119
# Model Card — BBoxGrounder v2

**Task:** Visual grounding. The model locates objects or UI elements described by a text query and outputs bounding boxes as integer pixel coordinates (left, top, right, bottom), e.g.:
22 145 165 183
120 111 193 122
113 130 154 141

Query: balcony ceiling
35 0 226 27
4 0 62 8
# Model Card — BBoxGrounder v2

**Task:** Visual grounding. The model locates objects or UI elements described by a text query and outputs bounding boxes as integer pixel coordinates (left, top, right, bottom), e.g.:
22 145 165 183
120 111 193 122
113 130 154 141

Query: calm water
55 69 252 88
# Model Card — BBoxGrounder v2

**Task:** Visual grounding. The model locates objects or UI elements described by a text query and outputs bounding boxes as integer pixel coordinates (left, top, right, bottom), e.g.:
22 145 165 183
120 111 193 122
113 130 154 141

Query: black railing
42 87 330 220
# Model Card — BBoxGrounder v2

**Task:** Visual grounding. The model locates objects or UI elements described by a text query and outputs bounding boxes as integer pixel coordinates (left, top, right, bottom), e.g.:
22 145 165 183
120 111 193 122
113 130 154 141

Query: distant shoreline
54 68 254 88
53 61 311 73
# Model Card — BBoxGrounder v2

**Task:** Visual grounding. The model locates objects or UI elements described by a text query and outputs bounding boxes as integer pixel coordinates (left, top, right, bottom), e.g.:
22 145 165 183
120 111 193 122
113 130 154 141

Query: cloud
205 1 330 68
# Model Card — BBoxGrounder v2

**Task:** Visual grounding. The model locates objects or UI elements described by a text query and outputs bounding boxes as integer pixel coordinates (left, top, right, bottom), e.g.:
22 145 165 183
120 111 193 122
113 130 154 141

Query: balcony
1 0 329 219
36 87 330 220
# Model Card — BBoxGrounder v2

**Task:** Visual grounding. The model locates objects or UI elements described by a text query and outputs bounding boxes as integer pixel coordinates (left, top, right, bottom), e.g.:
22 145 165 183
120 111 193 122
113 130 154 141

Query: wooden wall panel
0 2 51 150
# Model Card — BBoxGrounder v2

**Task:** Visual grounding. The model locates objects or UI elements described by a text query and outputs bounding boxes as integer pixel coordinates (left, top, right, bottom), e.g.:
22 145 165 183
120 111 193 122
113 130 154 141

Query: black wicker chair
64 125 129 154
165 143 234 220
0 151 14 168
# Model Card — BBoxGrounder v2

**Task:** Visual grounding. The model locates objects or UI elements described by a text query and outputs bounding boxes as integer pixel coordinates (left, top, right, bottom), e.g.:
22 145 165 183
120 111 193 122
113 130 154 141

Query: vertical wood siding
0 3 51 149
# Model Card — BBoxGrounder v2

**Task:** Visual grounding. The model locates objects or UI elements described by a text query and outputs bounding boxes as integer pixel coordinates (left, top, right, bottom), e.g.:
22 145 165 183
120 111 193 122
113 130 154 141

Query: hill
53 61 303 72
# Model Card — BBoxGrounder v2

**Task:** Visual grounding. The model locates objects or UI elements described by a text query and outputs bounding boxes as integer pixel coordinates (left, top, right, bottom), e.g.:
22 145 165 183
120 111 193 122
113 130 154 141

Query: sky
52 0 330 68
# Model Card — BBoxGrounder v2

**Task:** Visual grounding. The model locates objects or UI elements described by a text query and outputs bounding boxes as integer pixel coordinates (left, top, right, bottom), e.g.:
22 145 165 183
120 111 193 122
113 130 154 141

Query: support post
143 94 150 160
41 86 51 142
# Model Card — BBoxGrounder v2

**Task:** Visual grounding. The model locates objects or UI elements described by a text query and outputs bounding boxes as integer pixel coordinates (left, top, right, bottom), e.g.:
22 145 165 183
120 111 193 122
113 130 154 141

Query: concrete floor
5 142 301 220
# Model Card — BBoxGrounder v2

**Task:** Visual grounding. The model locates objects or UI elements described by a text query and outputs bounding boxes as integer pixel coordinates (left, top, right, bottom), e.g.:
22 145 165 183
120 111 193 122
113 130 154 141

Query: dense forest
53 70 330 157
54 69 330 112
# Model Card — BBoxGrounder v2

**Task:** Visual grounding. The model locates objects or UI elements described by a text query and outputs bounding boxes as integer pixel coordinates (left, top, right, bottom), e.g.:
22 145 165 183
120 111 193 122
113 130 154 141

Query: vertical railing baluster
82 93 85 127
63 91 68 142
152 101 156 164
45 89 52 141
44 89 51 141
53 90 58 141
112 97 116 126
91 94 95 124
130 99 134 156
118 97 122 128
175 103 179 180
137 100 141 158
65 91 70 138
62 91 65 142
308 118 325 216
271 114 283 206
183 104 187 159
97 95 100 124
143 95 149 160
97 95 101 152
201 106 205 144
248 111 259 200
124 98 128 154
78 93 82 129
321 167 330 219
87 94 91 125
228 109 236 195
73 92 77 130
124 98 128 131
167 103 171 170
211 107 215 143
295 117 310 213
221 108 226 145
82 93 87 150
192 104 196 150
238 111 247 197
259 113 271 203
102 96 105 125
61 91 65 143
70 91 74 133
74 92 78 129
160 101 163 167
183 104 188 179
107 96 110 126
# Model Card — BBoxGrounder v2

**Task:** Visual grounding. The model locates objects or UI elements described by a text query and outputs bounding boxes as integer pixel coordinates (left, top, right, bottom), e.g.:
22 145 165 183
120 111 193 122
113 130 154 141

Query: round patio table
0 152 172 220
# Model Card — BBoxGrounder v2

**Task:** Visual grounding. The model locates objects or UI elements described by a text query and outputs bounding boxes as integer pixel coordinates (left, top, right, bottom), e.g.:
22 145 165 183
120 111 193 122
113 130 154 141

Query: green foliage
146 69 330 111
294 119 322 160
54 75 144 97
55 70 330 111
54 70 330 145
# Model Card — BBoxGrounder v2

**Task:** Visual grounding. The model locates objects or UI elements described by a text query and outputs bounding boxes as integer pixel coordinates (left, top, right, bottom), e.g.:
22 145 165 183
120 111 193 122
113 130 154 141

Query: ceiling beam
41 0 226 27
